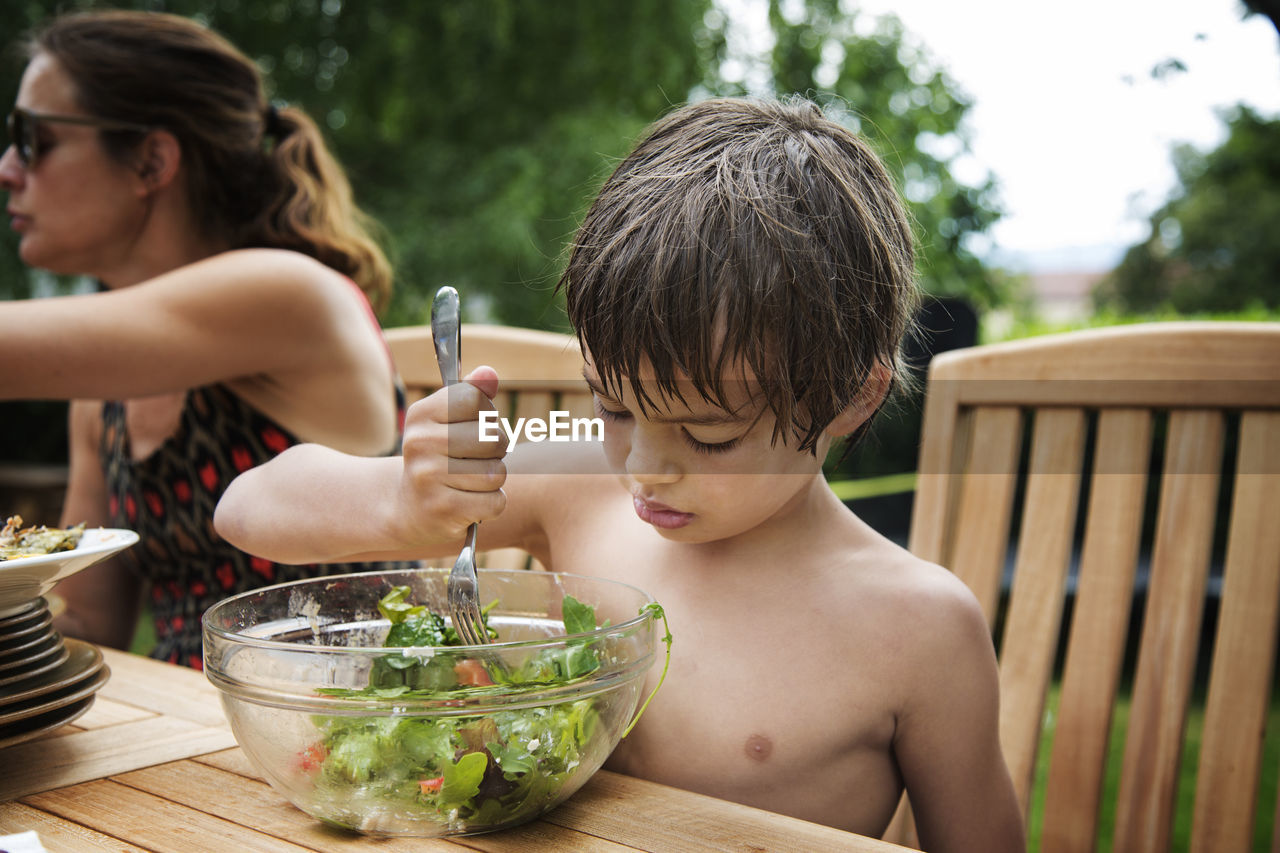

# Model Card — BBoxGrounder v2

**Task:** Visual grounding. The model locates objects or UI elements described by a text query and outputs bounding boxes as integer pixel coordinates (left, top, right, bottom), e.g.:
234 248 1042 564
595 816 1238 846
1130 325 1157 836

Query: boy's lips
632 495 693 530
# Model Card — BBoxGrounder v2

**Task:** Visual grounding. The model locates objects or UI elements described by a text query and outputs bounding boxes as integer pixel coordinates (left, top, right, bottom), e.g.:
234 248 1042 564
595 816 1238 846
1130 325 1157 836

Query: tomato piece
295 742 327 773
453 658 493 686
419 776 444 794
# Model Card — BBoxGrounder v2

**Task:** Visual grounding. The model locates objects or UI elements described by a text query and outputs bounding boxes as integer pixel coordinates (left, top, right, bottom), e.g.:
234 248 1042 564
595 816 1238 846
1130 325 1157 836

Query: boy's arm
892 574 1025 853
214 368 511 564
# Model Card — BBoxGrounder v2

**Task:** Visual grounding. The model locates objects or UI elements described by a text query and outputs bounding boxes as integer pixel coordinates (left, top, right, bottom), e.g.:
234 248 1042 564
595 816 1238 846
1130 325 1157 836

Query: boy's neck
670 474 852 569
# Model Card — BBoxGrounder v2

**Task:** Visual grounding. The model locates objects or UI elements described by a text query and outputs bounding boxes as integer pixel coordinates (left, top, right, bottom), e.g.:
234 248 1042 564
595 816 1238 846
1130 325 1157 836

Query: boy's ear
131 130 182 196
825 362 893 438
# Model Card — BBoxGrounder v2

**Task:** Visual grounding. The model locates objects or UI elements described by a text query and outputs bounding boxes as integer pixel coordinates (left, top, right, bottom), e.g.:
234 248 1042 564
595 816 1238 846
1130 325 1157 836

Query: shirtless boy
215 96 1024 851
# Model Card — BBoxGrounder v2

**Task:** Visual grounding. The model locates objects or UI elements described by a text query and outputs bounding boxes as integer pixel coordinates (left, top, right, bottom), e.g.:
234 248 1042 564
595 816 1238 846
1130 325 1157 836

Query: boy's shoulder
820 532 990 663
850 538 977 614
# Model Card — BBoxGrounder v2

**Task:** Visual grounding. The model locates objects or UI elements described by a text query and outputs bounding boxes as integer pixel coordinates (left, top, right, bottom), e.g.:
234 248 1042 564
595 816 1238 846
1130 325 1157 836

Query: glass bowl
202 567 659 837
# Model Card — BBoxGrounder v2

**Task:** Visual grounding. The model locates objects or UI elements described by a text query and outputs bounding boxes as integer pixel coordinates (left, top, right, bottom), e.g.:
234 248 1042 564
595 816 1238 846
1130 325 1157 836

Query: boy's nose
625 437 681 485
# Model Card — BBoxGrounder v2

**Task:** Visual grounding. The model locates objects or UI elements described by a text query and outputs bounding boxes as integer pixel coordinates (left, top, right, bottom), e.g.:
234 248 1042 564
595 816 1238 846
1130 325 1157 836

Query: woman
0 10 417 668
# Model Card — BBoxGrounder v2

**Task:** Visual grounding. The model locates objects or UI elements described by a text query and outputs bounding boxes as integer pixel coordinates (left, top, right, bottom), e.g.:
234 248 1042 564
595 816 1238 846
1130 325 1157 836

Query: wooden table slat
24 778 313 852
0 715 238 801
547 770 911 852
113 760 465 852
158 754 637 852
0 800 151 852
2 649 908 852
95 649 227 727
70 693 158 729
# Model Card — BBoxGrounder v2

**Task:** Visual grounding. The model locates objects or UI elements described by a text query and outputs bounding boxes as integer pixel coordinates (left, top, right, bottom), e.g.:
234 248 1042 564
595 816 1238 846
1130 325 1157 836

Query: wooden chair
886 322 1280 851
384 323 592 571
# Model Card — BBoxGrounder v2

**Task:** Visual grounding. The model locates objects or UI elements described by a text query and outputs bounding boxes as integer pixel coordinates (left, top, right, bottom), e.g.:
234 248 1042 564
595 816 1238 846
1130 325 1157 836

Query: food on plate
297 586 670 833
0 516 85 561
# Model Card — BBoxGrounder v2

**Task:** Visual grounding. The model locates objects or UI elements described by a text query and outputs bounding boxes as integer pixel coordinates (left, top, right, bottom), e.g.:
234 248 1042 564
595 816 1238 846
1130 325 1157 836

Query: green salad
295 586 670 833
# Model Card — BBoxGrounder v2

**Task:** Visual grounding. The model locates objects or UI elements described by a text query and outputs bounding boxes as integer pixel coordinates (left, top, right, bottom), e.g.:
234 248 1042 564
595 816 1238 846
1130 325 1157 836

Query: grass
129 604 156 656
988 304 1280 346
1028 685 1280 851
827 471 917 502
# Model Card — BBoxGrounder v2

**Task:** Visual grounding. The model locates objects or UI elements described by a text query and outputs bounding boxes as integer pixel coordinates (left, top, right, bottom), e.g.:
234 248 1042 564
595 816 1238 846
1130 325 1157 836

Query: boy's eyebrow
581 370 747 426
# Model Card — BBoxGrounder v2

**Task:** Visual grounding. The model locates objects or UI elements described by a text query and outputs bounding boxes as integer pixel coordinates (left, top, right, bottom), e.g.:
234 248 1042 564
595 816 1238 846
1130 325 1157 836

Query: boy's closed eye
587 383 748 455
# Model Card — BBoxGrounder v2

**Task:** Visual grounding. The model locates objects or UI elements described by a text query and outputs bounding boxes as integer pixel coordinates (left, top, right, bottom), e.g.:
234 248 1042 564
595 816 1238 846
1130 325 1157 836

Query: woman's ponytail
251 106 393 312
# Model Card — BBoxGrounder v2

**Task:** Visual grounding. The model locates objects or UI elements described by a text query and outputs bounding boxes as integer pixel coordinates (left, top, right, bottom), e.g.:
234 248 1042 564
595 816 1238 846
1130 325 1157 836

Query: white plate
0 529 139 618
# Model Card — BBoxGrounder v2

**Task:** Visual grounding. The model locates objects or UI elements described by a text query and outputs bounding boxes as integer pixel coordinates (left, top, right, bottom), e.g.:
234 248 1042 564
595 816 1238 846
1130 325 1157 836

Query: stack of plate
0 597 108 749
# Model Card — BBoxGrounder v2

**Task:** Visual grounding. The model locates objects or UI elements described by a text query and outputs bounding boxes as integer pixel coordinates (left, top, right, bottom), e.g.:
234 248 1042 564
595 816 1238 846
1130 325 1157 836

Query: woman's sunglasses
6 107 152 169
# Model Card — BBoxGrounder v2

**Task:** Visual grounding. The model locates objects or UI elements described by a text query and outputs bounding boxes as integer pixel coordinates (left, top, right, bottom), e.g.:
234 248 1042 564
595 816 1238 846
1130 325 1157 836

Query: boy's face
582 352 830 546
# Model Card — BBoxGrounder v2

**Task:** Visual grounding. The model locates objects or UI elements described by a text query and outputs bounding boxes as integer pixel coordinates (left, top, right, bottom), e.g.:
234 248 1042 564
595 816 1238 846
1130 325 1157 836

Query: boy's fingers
406 383 502 429
448 420 509 457
401 414 507 463
463 365 499 399
439 456 507 493
444 382 501 424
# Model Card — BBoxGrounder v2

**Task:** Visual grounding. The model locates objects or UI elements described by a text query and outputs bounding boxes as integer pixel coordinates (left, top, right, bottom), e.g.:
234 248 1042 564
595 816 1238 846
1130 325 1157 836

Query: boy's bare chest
601 607 902 832
550 526 905 832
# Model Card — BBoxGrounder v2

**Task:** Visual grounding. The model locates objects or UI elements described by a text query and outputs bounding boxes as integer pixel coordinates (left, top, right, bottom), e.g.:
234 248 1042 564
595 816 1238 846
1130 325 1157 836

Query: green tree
1 0 1008 475
740 0 1008 482
1095 105 1280 314
0 0 725 330
753 0 1008 310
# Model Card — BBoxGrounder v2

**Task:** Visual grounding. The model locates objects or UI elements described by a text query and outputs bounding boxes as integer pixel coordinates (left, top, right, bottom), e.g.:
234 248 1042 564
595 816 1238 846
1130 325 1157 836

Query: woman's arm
0 249 373 401
51 400 142 650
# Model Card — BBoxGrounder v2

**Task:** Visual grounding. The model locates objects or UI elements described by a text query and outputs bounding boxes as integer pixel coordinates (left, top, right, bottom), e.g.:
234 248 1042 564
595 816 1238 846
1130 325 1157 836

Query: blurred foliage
1242 0 1280 36
0 0 727 330
1094 105 1280 314
994 303 1280 345
758 0 1008 310
1 0 1007 326
1 0 1008 470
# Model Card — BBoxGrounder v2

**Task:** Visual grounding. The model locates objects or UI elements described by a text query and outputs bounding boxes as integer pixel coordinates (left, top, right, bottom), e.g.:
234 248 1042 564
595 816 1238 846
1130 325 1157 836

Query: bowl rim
200 566 657 656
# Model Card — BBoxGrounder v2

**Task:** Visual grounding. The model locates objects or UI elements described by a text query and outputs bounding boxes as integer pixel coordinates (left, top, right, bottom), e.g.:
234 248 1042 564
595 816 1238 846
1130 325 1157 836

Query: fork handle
431 286 461 387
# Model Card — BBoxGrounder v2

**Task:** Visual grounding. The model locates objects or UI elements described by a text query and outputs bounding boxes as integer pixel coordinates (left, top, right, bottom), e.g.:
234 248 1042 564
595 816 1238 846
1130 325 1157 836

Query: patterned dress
100 384 418 669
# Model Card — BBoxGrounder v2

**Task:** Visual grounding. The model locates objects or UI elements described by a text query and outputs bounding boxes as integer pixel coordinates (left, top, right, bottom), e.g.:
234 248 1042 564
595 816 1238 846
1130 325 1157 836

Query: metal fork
431 286 489 647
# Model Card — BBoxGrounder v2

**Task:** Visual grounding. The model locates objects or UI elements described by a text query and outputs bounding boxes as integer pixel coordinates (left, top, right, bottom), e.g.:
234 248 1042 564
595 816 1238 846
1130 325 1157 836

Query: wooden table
1 648 908 852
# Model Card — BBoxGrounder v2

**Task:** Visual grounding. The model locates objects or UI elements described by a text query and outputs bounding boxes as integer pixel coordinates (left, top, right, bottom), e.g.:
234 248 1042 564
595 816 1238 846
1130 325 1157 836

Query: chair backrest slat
1114 410 1224 853
997 408 1087 811
884 322 1280 851
943 406 1023 622
386 323 586 404
1041 408 1153 853
909 380 965 564
1191 410 1280 852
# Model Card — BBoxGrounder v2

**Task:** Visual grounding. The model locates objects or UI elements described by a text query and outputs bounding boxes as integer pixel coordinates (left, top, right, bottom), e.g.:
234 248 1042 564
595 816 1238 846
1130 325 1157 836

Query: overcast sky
722 0 1280 270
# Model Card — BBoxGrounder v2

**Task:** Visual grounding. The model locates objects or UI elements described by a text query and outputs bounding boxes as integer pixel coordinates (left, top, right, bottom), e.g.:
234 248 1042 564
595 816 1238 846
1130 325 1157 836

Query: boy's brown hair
560 96 919 454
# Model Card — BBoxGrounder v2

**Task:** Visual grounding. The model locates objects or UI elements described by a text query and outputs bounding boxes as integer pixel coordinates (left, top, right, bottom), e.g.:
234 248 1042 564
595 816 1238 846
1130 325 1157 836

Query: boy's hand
396 366 509 547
